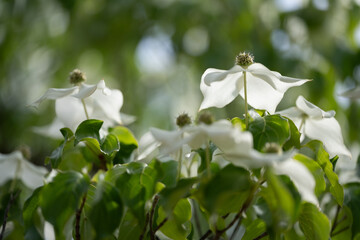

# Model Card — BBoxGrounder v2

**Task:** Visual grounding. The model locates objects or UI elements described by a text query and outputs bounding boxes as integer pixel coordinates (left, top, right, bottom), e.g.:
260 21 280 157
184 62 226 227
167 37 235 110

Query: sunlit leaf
194 164 252 215
299 202 330 240
75 119 103 145
39 171 90 239
157 198 192 240
248 114 290 151
305 140 344 205
100 133 120 155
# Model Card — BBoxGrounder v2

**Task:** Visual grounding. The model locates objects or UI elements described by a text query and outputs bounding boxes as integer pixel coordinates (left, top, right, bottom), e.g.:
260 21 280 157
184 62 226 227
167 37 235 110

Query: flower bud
176 113 192 128
69 69 86 85
197 112 214 125
16 145 31 160
263 142 282 154
235 52 254 67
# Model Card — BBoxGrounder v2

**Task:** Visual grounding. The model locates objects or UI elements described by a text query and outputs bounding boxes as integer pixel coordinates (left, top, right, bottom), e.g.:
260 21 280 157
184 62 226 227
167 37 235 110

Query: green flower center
263 142 282 154
176 113 192 128
197 112 214 125
69 69 86 85
235 52 254 67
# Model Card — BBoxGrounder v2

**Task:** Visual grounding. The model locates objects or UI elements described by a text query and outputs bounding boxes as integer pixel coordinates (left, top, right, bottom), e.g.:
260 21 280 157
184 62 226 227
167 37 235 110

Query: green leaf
46 127 73 168
344 182 360 237
110 126 138 164
248 114 290 151
231 117 246 130
331 206 352 240
23 187 43 239
115 163 146 223
100 133 120 155
141 159 163 201
109 126 138 146
242 219 267 240
117 210 142 240
159 178 198 213
283 117 301 150
39 171 90 240
293 153 326 196
305 140 344 206
260 170 295 230
157 198 192 240
88 175 123 240
299 202 330 240
194 164 252 215
159 160 178 188
75 119 103 145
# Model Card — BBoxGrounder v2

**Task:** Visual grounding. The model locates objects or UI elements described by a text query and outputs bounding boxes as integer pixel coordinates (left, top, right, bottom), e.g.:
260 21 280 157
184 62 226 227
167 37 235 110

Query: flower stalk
243 70 248 129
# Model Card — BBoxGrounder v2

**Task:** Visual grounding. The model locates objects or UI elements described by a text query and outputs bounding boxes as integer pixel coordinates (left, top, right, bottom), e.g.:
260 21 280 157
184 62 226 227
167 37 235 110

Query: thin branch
332 226 350 237
192 200 203 237
75 194 87 240
154 217 168 232
199 229 212 240
149 195 160 240
0 191 20 240
229 217 242 240
253 232 268 240
331 205 341 234
139 213 150 240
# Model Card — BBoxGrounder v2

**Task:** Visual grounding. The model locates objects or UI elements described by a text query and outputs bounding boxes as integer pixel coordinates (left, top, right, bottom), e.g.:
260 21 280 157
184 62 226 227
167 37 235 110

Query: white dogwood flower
340 87 360 99
215 138 318 205
278 95 351 160
199 54 310 114
30 75 132 138
0 151 48 189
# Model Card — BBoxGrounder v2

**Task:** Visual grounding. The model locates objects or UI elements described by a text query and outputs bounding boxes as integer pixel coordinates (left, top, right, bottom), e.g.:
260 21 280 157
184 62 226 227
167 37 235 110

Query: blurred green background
1 0 360 165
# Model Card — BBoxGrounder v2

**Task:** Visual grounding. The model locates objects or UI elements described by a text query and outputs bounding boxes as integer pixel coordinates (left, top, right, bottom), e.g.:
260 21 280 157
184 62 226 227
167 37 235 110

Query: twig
192 200 203 237
331 205 341 234
199 229 212 240
149 195 160 240
253 232 268 240
154 217 168 232
229 217 242 240
139 213 150 240
75 194 87 240
332 226 350 236
0 191 20 240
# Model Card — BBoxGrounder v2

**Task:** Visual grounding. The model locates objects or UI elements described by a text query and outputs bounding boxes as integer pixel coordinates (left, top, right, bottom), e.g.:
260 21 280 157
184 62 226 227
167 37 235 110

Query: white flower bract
30 80 132 138
278 95 352 161
0 151 48 189
199 63 310 114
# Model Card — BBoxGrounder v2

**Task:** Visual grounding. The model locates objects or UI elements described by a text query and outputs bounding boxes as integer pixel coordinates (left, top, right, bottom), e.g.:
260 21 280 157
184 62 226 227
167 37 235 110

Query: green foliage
298 202 331 240
305 140 344 206
157 199 192 240
46 128 74 168
88 176 123 240
242 219 267 240
23 187 43 239
75 119 103 145
293 153 326 196
194 164 252 215
260 170 296 231
39 171 90 239
344 182 360 237
248 114 290 151
110 126 138 164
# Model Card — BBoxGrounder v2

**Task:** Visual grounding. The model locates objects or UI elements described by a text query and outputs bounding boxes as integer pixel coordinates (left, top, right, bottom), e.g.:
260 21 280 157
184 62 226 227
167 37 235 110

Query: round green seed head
176 113 192 128
197 112 215 125
263 142 283 154
235 52 254 67
69 69 86 85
